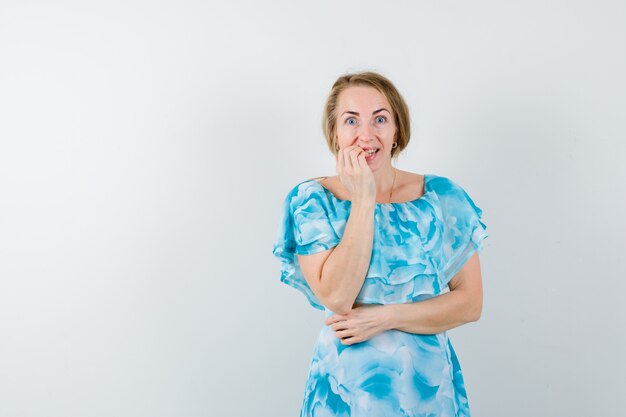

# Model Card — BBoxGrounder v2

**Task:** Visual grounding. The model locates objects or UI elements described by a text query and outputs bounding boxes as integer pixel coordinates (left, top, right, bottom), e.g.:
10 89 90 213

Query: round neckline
312 174 432 206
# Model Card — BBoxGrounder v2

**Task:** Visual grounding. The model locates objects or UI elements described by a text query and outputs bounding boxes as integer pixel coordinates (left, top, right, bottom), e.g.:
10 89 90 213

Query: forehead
337 85 391 111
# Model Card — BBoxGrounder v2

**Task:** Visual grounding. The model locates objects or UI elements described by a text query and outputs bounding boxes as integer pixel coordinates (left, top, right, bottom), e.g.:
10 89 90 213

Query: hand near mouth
336 145 376 205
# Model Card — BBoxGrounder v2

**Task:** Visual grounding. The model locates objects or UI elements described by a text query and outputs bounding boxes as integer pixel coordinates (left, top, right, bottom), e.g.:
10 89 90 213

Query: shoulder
427 174 465 195
285 177 325 200
429 174 484 218
282 178 329 213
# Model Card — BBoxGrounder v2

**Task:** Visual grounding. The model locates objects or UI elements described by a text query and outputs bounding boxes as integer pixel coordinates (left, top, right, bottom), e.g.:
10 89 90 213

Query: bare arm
297 199 375 315
385 252 484 334
297 145 378 315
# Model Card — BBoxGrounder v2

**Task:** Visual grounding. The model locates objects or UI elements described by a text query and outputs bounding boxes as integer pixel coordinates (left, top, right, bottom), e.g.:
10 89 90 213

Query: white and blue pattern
272 174 488 417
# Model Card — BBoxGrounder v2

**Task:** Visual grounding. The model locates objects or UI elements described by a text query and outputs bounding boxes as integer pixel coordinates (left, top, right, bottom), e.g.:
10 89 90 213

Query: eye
375 116 387 124
345 117 357 126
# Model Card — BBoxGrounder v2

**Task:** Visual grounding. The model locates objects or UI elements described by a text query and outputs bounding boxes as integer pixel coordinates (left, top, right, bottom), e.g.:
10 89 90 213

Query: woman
272 71 488 417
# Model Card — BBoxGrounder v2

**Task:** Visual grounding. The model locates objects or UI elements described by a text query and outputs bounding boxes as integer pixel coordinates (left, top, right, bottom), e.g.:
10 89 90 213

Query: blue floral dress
272 174 488 417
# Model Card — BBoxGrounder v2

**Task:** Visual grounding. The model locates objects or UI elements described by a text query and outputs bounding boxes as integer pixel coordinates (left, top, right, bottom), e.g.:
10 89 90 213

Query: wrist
383 304 398 331
350 199 376 213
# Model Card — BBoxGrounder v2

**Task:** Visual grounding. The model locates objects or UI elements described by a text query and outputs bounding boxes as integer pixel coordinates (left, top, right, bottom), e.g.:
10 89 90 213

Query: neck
373 165 397 198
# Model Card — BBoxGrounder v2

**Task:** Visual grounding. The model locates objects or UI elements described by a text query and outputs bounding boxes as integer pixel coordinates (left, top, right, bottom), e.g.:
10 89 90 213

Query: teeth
365 149 377 155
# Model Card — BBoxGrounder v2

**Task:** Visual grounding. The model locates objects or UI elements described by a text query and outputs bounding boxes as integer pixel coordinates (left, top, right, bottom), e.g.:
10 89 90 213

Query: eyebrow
341 108 391 117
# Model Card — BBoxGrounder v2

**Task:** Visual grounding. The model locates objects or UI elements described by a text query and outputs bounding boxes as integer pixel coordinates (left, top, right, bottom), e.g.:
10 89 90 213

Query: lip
364 148 379 162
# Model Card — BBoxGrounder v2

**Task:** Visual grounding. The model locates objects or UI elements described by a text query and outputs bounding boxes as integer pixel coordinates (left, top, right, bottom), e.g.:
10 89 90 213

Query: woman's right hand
336 145 376 204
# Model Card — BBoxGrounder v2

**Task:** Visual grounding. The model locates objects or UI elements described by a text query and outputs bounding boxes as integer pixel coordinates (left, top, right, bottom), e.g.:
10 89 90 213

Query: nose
357 121 375 140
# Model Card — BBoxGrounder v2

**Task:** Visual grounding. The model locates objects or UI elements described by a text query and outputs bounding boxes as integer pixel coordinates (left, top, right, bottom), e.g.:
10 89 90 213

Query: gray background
1 1 625 416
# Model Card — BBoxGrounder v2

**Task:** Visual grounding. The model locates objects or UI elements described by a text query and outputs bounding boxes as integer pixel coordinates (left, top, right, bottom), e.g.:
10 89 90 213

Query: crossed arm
384 251 483 334
297 199 483 343
322 252 483 344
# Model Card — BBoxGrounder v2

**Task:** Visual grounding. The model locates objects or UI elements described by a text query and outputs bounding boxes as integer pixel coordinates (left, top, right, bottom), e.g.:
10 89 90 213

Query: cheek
337 123 353 133
336 125 354 140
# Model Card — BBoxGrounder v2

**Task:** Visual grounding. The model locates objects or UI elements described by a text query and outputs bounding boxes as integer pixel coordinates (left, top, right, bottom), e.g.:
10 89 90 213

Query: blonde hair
322 71 411 160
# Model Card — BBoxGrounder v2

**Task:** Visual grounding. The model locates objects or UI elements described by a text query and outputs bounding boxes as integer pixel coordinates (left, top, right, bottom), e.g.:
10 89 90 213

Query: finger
340 336 359 345
325 314 345 325
335 328 353 338
331 321 349 331
336 147 344 174
343 146 353 172
350 147 362 171
348 146 363 173
337 148 344 174
356 150 367 170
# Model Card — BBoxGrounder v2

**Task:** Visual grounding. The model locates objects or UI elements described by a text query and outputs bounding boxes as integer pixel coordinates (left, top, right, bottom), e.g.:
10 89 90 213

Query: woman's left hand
324 304 393 345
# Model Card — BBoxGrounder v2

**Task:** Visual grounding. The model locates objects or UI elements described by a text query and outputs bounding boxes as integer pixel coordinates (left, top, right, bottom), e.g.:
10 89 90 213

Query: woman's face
335 85 397 169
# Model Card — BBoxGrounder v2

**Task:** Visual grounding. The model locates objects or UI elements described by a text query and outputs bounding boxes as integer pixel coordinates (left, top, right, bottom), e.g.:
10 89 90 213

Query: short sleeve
271 182 341 310
436 177 489 289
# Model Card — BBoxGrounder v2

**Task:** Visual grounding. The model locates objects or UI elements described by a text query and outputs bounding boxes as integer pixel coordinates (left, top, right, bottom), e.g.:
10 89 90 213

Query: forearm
321 201 375 314
385 289 479 335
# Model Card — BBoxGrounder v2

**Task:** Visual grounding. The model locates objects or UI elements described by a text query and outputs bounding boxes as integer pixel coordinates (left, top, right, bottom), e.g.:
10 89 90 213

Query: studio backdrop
0 1 624 417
